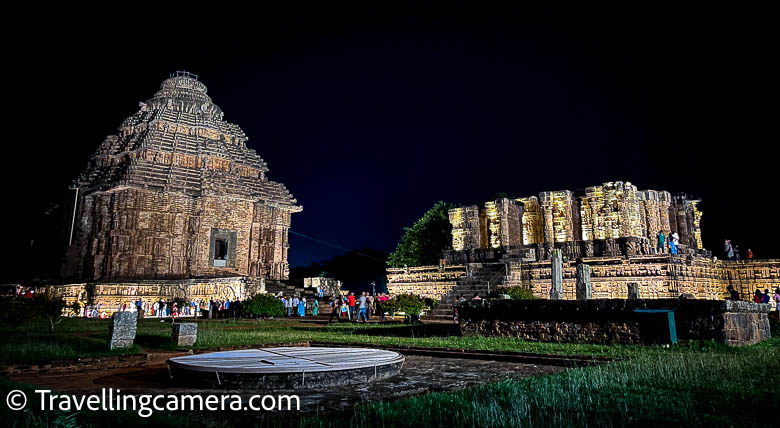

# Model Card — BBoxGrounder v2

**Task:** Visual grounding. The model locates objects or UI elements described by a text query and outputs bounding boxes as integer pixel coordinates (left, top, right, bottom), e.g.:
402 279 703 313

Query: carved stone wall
580 182 643 241
46 276 248 316
485 198 523 248
540 190 577 243
516 196 543 245
387 258 780 311
447 181 703 256
448 206 486 251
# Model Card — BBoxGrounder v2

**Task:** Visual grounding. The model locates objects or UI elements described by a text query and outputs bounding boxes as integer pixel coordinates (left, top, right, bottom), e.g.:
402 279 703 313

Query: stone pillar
172 323 198 347
576 263 592 300
550 249 563 300
627 282 640 299
108 312 137 350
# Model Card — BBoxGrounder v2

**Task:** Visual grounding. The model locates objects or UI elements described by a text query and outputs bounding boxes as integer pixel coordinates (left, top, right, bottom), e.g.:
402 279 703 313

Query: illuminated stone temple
388 181 779 318
52 72 302 312
448 181 703 260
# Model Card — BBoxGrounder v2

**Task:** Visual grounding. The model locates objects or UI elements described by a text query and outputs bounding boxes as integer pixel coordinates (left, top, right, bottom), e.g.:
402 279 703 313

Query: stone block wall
457 299 772 345
386 265 466 299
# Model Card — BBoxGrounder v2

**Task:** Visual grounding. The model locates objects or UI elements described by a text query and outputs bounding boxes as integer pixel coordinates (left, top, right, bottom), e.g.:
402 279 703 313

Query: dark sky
4 7 776 277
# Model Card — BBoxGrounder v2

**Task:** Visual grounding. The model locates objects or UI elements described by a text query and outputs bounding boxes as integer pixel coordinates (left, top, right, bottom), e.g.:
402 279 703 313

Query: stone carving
109 312 137 350
172 323 198 347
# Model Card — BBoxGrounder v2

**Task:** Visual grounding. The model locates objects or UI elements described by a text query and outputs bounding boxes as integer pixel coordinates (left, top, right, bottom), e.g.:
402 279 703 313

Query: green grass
300 339 780 427
1 318 777 426
0 317 757 364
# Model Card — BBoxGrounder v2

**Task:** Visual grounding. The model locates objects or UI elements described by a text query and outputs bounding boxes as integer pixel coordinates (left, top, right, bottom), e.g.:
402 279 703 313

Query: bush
0 296 77 331
242 294 285 318
384 294 436 317
496 286 537 300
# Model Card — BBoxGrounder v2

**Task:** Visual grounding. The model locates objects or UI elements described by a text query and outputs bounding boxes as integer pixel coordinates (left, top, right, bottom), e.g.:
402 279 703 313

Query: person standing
656 230 666 254
774 288 780 311
328 297 340 323
312 299 319 316
367 293 375 319
298 297 306 317
753 289 763 303
357 292 368 323
726 285 740 301
762 289 771 304
292 296 300 316
153 301 160 318
747 248 754 260
669 232 678 255
347 292 356 320
339 299 348 319
724 239 735 260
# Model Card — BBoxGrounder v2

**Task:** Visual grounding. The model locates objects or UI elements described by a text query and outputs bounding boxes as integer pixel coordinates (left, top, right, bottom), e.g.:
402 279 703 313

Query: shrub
384 294 436 317
0 296 76 331
496 286 537 300
242 294 285 318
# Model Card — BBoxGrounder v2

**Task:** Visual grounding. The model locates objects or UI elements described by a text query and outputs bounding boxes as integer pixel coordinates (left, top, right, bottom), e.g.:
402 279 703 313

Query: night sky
4 7 776 280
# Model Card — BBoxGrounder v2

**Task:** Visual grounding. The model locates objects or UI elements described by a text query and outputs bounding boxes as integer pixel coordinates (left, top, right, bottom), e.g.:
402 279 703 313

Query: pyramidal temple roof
76 72 300 211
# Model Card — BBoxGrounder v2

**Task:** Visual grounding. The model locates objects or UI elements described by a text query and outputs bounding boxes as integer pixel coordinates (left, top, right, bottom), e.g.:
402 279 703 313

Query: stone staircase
421 263 508 322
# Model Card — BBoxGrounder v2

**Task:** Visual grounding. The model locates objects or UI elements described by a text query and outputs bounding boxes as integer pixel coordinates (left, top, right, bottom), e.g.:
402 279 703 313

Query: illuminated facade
62 72 301 282
448 181 703 258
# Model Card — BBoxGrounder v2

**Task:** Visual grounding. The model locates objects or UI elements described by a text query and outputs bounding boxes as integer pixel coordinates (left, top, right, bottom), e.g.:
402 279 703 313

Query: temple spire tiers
62 73 301 283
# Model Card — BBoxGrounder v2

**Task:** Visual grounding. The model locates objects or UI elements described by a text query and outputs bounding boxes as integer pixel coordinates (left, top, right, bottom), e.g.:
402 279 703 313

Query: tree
388 201 454 267
30 295 76 332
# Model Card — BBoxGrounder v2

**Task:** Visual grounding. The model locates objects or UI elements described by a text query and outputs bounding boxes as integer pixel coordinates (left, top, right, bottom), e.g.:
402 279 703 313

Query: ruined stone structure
389 181 778 320
303 277 344 297
448 181 703 258
62 72 301 282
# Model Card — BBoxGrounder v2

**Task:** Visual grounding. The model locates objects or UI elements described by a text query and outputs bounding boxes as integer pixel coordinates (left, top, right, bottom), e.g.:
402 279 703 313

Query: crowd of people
277 292 392 323
100 298 245 319
723 239 753 261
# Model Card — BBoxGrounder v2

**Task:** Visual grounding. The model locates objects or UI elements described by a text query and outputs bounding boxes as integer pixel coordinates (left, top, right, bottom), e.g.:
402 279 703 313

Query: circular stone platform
167 347 405 389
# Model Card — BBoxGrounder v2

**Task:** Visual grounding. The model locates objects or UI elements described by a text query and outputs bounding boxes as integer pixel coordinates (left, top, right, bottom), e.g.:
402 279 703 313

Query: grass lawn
0 317 754 363
301 338 780 427
1 317 777 426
